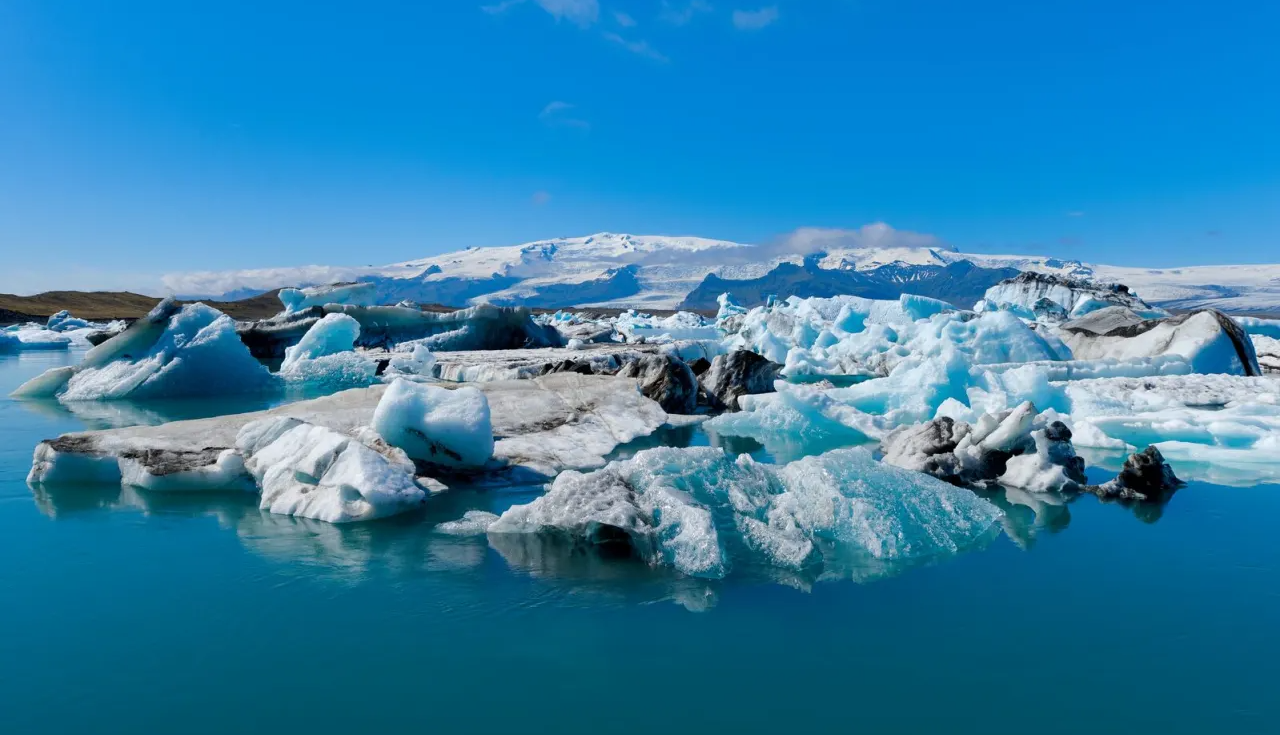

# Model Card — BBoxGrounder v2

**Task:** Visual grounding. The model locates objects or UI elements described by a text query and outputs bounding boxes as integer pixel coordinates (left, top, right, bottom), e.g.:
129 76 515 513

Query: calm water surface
2 350 1278 734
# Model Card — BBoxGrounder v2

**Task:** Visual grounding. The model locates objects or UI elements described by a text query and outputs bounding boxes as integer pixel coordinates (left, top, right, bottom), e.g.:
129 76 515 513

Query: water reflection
30 474 1016 612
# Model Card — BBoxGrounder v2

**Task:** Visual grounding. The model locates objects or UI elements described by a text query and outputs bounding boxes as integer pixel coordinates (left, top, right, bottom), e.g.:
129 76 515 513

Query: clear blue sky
2 0 1277 294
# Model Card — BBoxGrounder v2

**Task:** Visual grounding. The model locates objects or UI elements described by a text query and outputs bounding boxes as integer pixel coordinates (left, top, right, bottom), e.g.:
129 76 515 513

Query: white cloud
613 11 636 27
480 0 524 15
732 6 778 30
660 1 713 26
539 100 591 129
481 0 599 28
779 223 949 255
531 191 552 206
602 32 669 62
534 0 599 27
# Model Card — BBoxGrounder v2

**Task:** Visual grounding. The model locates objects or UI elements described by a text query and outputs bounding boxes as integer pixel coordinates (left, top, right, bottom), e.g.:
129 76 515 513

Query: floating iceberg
236 416 426 523
978 272 1167 321
882 401 1087 494
371 379 494 469
278 281 379 313
278 312 378 387
0 328 71 351
13 299 276 400
1058 308 1259 376
238 302 563 358
489 446 1003 579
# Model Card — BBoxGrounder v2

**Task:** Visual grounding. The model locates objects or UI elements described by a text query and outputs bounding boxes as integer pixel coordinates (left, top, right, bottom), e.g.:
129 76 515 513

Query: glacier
162 229 1280 314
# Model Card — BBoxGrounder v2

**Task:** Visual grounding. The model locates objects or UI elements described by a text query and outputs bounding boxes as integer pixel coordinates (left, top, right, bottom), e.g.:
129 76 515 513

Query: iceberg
237 302 563 358
0 328 71 351
489 445 1003 579
236 416 426 523
978 272 1167 321
28 373 670 503
371 379 494 469
882 401 1087 494
1058 308 1259 376
13 299 276 400
278 281 379 313
278 312 378 387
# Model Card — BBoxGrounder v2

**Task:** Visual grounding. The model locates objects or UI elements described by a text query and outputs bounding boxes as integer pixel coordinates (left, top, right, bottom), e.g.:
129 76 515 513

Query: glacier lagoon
4 348 1280 735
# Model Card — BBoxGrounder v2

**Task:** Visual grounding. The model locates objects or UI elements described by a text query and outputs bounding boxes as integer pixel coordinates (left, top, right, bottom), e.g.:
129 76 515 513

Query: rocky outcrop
1086 446 1183 503
699 350 782 410
617 355 698 414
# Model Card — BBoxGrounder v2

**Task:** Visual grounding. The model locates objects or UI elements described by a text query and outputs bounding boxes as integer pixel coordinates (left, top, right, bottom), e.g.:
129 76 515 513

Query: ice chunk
279 282 379 313
436 510 500 536
881 402 1087 493
384 343 438 379
489 446 1002 578
43 303 278 401
371 379 495 469
980 272 1166 321
278 313 377 387
45 310 93 332
1 328 72 350
715 292 748 322
1237 316 1280 340
898 293 953 320
1253 334 1280 374
281 313 361 368
236 416 426 522
1059 308 1259 376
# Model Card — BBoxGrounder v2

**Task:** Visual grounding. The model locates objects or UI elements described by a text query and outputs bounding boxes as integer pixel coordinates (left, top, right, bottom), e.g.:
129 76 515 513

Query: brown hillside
0 290 286 322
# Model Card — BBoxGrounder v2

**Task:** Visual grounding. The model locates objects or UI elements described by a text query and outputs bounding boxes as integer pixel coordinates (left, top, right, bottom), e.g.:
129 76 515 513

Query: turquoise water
3 350 1279 734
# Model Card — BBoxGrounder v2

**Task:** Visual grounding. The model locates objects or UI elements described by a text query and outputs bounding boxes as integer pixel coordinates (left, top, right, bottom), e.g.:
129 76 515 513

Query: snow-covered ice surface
164 229 1280 313
27 374 672 520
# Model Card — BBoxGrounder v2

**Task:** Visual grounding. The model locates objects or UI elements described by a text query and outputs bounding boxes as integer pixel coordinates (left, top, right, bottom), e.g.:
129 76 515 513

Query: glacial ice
14 301 277 401
279 281 379 313
278 313 378 387
371 379 495 469
236 416 426 523
489 446 1003 578
0 328 71 351
978 272 1167 321
1059 308 1259 376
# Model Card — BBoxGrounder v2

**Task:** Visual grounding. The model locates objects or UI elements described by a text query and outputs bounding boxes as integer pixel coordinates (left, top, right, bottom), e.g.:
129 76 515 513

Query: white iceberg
236 416 426 523
371 379 494 469
278 281 379 313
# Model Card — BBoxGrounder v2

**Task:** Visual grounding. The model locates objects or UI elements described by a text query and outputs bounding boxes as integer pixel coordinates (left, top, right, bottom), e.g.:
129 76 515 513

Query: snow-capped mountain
164 228 1280 314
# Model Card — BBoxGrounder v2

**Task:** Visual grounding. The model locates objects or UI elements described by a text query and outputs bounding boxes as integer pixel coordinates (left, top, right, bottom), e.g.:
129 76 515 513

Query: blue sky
1 0 1277 294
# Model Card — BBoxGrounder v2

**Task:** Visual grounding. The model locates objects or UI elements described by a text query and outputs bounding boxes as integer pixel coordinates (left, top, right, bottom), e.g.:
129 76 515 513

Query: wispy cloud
481 0 524 15
602 32 670 62
531 191 552 206
613 11 637 27
1066 211 1086 217
660 1 713 26
732 6 778 30
481 0 599 28
539 101 591 130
